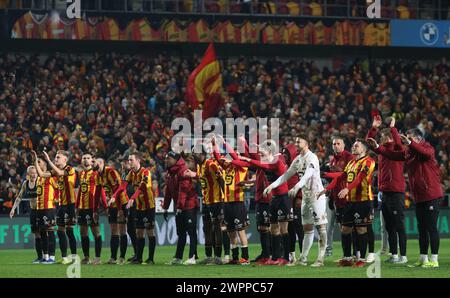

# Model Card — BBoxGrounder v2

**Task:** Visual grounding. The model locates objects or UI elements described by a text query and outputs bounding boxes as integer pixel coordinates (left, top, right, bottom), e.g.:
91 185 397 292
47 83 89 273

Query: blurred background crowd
0 52 448 212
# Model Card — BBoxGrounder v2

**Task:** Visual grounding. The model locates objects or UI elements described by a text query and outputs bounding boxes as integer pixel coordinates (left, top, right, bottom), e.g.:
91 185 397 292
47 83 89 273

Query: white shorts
301 194 328 226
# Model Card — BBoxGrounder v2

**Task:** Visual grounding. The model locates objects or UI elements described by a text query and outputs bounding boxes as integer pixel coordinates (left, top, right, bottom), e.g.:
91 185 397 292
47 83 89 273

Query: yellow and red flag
186 43 223 118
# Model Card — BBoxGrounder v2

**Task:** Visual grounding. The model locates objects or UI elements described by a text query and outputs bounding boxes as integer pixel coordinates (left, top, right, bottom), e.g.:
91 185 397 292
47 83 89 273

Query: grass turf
0 239 448 278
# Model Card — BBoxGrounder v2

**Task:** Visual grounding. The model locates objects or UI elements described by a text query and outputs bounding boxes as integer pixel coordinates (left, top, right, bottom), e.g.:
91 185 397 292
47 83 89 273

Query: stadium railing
2 0 448 21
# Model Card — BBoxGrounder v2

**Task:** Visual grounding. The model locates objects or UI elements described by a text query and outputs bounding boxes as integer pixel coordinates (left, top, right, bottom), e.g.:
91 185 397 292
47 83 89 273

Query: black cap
167 151 180 161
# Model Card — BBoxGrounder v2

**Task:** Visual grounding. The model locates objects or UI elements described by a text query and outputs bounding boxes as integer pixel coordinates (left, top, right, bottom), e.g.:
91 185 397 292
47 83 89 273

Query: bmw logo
420 23 439 46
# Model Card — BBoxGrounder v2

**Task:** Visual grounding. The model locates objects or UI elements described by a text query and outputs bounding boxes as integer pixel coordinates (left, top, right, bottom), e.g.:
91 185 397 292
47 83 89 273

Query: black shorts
176 209 198 234
270 194 293 223
77 209 99 226
108 204 128 224
128 204 136 223
335 207 345 224
30 209 38 233
56 203 77 226
256 202 270 228
342 201 374 227
36 209 56 229
135 208 155 230
223 202 249 232
292 206 302 226
202 202 224 224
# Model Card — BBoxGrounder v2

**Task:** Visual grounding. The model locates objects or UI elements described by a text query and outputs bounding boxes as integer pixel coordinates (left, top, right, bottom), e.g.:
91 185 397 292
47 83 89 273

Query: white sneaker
166 258 183 265
385 256 399 263
222 255 230 264
183 257 196 265
92 257 102 265
297 256 308 266
310 260 324 267
289 252 297 263
366 253 376 263
397 256 408 264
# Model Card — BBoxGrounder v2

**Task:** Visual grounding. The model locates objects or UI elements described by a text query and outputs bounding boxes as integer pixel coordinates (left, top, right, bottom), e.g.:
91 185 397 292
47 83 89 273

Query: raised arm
231 159 251 167
211 137 223 164
32 150 51 178
243 157 279 171
408 141 435 160
268 160 297 189
391 127 403 148
367 137 407 161
366 127 378 140
42 151 65 176
10 182 26 218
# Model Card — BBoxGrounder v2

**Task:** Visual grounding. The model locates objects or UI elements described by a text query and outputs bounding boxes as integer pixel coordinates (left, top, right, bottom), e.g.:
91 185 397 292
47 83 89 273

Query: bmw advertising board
391 19 450 48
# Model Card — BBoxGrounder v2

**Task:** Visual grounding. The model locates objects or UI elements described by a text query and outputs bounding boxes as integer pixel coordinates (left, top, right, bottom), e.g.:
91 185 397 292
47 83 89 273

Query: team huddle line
10 116 444 268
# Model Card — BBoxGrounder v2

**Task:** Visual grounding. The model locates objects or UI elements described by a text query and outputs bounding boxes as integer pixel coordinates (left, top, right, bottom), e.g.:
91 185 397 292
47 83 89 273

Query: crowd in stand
0 52 448 213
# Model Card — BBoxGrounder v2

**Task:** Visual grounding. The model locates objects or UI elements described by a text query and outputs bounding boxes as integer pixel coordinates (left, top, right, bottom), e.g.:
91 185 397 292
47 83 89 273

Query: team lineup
9 115 444 269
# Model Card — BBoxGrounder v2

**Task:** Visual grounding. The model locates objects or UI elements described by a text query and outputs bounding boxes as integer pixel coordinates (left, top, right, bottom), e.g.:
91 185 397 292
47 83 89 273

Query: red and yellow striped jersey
197 159 224 205
98 166 128 208
344 156 376 202
223 164 248 203
56 165 76 205
36 176 58 210
126 167 154 210
76 169 99 210
75 169 98 209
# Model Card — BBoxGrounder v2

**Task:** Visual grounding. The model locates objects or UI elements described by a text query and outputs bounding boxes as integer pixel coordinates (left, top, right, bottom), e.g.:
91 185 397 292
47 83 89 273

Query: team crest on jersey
199 178 207 189
81 183 88 193
347 172 355 183
225 175 233 185
37 185 43 196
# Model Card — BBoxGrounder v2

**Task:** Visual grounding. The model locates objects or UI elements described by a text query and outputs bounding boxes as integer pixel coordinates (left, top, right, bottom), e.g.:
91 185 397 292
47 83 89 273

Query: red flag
186 43 223 118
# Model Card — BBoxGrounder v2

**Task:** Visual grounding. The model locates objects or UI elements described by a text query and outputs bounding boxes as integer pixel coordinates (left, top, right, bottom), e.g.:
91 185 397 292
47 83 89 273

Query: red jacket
283 144 302 208
163 158 199 211
367 127 406 193
328 150 354 208
377 129 443 203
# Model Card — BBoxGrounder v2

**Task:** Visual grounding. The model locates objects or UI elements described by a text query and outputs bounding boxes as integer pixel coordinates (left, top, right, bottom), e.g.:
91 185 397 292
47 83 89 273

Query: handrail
1 0 447 21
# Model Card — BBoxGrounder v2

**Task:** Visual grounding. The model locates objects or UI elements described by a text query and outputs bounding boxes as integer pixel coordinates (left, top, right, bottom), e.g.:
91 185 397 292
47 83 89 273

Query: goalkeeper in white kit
264 136 327 267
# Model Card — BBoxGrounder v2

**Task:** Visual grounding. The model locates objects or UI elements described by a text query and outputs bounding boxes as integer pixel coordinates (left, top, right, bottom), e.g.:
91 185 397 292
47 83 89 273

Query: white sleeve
269 158 298 189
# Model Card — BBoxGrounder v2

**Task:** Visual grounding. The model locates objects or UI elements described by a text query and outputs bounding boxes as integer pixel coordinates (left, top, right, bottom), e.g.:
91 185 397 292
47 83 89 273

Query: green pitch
1 239 449 278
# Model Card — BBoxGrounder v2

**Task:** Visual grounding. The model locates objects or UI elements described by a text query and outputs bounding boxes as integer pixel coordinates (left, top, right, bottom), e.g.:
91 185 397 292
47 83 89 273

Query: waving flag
186 43 223 118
